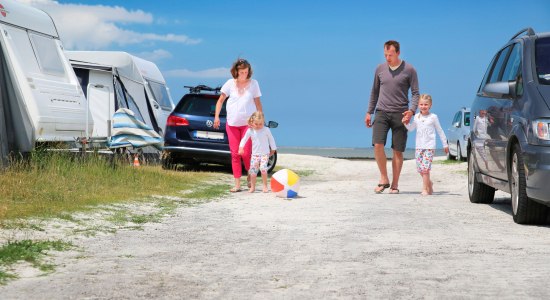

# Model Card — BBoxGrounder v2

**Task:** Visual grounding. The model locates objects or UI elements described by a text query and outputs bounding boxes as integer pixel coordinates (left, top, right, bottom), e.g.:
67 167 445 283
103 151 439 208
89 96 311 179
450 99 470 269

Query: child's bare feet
262 186 268 193
421 190 429 196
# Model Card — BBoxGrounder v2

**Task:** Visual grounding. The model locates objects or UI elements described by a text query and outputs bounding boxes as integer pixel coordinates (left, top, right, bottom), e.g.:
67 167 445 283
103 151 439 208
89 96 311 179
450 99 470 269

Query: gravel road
1 154 550 299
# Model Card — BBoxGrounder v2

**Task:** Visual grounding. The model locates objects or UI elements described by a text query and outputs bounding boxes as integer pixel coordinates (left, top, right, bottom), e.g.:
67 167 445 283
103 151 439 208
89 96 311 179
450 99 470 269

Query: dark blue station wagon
162 85 278 172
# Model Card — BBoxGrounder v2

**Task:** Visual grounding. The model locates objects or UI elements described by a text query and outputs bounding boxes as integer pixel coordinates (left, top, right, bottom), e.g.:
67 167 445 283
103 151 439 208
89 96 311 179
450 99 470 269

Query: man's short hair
384 40 400 53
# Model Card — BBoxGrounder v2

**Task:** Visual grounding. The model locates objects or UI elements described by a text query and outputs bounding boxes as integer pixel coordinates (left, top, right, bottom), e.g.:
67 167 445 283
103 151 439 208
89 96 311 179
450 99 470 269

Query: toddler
239 111 277 193
404 94 449 196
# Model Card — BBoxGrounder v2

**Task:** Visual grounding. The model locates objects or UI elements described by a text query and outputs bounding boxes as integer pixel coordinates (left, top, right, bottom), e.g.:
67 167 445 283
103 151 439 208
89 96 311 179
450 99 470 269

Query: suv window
502 43 522 82
488 46 512 83
536 37 550 85
452 112 460 126
177 96 227 117
478 55 497 93
464 112 470 126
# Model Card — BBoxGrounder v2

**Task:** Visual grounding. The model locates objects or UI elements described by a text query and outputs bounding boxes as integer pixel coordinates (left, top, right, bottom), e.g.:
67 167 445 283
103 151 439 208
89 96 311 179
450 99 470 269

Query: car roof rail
510 28 535 41
184 85 222 94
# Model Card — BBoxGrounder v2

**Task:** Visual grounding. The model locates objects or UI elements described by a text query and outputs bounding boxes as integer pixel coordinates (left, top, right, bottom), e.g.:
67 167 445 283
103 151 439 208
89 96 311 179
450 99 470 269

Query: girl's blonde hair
248 111 264 125
419 94 432 105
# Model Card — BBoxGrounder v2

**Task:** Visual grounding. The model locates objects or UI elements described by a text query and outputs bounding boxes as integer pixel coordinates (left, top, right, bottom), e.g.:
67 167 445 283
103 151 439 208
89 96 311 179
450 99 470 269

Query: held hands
444 146 449 154
402 110 413 125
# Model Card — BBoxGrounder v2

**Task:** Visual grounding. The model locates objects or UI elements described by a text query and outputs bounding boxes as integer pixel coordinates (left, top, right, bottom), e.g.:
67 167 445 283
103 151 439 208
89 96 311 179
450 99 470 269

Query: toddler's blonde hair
419 94 432 105
248 111 265 125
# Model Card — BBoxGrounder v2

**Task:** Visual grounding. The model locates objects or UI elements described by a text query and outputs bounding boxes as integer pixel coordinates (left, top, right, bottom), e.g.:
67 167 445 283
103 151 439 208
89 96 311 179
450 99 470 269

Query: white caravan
0 0 92 157
66 51 174 141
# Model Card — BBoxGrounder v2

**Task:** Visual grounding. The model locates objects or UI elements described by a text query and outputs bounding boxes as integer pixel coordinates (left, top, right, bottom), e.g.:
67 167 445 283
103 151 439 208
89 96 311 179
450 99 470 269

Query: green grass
0 151 232 284
0 151 217 222
0 239 73 284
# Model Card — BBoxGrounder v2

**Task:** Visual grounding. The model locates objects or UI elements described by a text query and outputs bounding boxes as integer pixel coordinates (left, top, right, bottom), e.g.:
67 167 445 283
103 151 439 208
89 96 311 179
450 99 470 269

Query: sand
1 153 550 299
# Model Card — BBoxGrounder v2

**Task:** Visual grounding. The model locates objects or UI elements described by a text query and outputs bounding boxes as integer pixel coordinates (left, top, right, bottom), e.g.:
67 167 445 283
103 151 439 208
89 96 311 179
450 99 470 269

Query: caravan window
29 33 66 76
146 79 173 111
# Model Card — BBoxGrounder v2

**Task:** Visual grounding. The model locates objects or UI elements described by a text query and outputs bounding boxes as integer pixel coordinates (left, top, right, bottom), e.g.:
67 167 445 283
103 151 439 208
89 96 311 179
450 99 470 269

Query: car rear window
536 37 550 85
177 96 227 117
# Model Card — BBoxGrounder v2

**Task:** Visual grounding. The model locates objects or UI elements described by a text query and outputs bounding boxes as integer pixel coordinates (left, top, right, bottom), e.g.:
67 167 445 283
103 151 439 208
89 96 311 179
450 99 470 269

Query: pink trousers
226 124 251 178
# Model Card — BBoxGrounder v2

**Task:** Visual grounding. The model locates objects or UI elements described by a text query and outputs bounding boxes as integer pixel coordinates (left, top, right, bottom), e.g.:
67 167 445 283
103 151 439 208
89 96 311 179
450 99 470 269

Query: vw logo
206 120 213 127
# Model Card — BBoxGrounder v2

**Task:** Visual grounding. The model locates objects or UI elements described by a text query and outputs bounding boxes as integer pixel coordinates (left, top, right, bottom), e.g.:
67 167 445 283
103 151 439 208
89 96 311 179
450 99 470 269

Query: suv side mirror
267 121 278 128
483 81 517 99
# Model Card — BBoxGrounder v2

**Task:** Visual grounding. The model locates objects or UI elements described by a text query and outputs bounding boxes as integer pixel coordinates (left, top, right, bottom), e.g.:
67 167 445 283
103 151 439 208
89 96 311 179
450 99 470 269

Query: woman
214 58 263 192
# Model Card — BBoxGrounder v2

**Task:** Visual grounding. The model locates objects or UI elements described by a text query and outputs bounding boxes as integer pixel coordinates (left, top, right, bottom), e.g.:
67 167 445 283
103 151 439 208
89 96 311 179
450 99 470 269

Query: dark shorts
372 111 407 152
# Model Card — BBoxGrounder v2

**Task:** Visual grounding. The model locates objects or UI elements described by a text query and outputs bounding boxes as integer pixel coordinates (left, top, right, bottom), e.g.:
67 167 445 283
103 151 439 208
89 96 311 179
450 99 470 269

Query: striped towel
108 108 163 150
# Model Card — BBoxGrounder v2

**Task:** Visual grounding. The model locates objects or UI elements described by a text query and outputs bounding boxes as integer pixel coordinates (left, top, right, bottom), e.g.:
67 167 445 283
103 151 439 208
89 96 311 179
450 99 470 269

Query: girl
213 58 263 192
403 94 449 196
238 112 277 193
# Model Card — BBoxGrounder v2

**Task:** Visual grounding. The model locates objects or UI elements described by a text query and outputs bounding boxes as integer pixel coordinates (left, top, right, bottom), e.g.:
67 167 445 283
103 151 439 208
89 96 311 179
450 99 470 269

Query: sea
277 147 448 160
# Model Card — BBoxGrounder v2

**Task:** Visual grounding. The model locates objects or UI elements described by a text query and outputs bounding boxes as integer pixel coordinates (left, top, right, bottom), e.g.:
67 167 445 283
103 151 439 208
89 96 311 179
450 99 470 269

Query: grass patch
0 151 215 222
0 239 73 284
182 183 229 200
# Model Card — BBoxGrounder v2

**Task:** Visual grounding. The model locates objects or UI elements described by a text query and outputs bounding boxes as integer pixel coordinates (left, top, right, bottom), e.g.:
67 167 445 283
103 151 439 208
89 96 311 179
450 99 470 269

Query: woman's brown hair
230 58 253 79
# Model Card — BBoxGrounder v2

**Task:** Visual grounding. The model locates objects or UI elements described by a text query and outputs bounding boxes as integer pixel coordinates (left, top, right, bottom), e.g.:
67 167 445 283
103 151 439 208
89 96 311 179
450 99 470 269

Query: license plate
194 131 224 140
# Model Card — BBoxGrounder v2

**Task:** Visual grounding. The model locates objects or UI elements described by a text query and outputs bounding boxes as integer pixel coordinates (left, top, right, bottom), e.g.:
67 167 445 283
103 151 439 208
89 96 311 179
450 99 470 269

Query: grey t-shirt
367 61 419 114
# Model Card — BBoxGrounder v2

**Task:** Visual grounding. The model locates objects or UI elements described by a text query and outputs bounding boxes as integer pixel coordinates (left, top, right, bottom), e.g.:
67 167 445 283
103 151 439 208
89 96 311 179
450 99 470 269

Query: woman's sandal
230 187 242 193
389 187 400 194
375 183 390 194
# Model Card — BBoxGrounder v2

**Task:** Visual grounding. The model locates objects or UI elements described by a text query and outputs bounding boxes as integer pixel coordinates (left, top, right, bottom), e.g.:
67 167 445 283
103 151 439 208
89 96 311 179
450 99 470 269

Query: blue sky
20 0 550 148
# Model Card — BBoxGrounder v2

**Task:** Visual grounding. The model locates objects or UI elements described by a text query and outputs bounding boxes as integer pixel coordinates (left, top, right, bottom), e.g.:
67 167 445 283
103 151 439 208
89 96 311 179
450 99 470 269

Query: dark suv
162 85 278 172
468 28 550 224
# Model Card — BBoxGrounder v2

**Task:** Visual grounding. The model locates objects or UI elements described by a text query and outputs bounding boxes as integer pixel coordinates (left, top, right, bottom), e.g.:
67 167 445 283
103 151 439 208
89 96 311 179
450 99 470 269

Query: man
365 40 419 194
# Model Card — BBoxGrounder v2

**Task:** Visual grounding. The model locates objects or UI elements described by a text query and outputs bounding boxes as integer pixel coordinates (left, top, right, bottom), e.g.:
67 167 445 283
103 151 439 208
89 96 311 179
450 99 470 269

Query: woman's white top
239 127 277 155
405 113 448 149
221 79 262 126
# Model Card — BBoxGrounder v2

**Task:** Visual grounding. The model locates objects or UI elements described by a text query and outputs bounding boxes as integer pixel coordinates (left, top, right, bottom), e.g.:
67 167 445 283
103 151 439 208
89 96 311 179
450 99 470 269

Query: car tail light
167 115 189 126
532 119 550 140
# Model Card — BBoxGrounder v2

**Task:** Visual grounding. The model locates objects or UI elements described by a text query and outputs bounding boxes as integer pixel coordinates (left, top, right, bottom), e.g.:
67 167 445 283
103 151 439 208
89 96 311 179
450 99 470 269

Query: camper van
0 0 92 159
66 51 174 140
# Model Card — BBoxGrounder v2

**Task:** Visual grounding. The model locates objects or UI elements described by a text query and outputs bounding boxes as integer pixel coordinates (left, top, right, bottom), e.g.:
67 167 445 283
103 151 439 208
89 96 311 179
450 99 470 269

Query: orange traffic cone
133 154 140 167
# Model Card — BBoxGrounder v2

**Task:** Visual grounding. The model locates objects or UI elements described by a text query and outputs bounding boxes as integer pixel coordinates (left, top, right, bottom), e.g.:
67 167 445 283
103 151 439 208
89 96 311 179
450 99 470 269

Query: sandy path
1 154 550 299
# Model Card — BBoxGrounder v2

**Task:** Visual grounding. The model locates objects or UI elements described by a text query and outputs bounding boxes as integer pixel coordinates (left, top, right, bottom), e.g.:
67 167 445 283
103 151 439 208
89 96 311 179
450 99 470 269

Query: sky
17 0 550 149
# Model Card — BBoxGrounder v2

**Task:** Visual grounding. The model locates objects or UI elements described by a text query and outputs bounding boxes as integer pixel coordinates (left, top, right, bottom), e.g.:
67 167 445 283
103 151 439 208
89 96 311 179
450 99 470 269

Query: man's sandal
389 187 400 194
375 183 390 194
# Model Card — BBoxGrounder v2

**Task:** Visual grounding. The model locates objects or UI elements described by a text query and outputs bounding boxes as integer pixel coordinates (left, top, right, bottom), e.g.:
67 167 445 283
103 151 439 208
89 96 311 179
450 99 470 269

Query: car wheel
457 142 464 161
510 144 547 224
468 149 495 203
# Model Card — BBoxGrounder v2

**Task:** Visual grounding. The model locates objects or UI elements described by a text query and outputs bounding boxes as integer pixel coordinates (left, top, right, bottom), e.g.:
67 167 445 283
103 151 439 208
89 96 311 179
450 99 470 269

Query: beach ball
270 169 300 198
